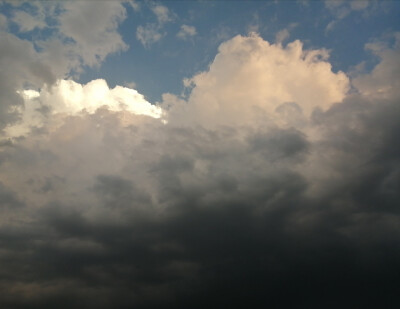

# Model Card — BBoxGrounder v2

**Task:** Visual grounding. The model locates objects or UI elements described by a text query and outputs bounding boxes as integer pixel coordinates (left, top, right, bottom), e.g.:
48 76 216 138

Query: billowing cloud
171 34 349 127
0 26 399 309
6 79 163 137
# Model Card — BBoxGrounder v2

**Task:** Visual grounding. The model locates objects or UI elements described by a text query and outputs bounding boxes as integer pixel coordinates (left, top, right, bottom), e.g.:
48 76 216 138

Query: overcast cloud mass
0 1 399 308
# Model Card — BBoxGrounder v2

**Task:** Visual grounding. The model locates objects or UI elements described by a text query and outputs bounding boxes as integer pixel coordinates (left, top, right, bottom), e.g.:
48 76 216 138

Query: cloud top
173 34 349 127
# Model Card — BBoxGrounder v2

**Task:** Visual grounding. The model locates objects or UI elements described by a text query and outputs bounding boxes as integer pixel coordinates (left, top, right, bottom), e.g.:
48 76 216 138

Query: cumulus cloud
1 31 399 309
6 79 163 137
170 34 349 127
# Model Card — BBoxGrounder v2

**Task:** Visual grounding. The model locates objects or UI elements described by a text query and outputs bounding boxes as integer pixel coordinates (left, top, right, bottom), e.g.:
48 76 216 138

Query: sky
0 0 399 308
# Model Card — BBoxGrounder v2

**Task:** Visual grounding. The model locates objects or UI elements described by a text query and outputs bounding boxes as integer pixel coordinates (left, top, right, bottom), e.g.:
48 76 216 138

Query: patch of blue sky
73 1 400 102
0 1 61 50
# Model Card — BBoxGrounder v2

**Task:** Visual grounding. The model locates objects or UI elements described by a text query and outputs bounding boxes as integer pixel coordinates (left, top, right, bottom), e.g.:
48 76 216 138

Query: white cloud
151 4 173 24
168 34 349 127
6 79 163 137
136 23 163 47
177 25 197 40
136 3 174 48
40 79 163 117
58 1 128 67
352 32 400 100
12 10 46 32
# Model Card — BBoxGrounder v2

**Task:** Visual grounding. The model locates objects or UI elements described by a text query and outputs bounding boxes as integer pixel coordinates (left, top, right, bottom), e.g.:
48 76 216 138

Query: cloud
6 79 163 137
275 23 297 44
136 3 175 48
275 28 289 44
177 24 197 40
12 10 46 32
0 13 7 30
0 31 55 129
0 181 24 209
136 23 163 48
58 1 128 67
151 4 174 24
0 1 130 130
170 34 348 127
1 32 399 308
128 0 140 12
352 32 400 100
324 0 372 32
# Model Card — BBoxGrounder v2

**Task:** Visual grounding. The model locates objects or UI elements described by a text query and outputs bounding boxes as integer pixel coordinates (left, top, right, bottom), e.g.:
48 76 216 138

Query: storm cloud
0 3 399 308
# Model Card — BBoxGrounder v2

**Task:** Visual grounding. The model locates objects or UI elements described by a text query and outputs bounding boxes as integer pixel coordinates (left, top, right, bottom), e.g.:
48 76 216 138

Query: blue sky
80 0 400 101
2 0 399 102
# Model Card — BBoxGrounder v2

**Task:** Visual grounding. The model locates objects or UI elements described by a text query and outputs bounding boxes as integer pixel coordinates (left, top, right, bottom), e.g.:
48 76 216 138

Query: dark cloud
249 127 309 161
0 90 399 308
93 175 151 210
0 13 399 307
0 181 24 209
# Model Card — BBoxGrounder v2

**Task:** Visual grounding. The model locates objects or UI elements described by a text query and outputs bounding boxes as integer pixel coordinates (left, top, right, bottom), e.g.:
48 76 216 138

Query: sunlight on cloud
169 34 349 127
6 79 163 137
41 79 163 117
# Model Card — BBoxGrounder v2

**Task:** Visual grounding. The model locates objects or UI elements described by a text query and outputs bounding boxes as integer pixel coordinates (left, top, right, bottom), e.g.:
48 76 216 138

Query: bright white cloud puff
170 34 349 127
